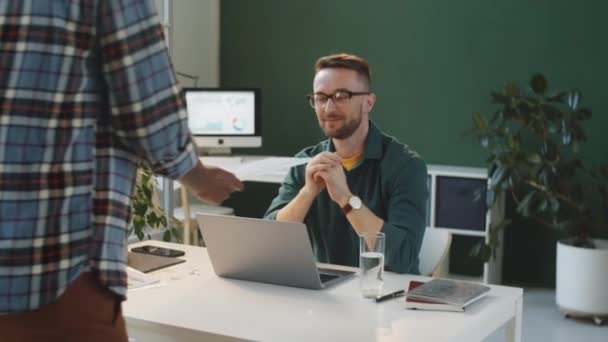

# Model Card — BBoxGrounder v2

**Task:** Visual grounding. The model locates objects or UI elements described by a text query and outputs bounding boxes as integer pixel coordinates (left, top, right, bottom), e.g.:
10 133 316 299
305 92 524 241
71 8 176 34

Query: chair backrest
418 228 452 277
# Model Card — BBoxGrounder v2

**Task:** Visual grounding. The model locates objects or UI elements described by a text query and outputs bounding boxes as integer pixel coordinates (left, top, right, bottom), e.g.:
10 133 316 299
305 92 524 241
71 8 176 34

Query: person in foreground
264 53 428 274
0 1 242 341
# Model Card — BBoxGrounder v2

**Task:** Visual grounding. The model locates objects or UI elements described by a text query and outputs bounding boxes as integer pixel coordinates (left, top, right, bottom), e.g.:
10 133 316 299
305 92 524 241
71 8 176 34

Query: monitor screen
435 176 487 231
184 88 261 150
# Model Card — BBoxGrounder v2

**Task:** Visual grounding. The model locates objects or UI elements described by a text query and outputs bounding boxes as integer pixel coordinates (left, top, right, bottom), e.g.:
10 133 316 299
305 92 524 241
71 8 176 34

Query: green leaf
561 132 572 145
133 203 147 214
547 122 558 134
479 244 492 262
504 81 520 98
530 73 547 95
142 186 152 201
516 191 536 217
170 227 181 240
525 153 541 165
480 136 489 148
486 189 496 208
145 213 157 227
537 198 548 212
567 90 582 110
163 230 171 242
549 197 560 213
571 140 579 153
472 112 488 130
489 165 506 189
541 141 558 161
469 241 491 262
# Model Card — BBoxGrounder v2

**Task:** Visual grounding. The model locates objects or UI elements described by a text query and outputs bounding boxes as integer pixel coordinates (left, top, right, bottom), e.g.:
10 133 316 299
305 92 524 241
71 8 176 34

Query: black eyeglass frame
306 90 371 108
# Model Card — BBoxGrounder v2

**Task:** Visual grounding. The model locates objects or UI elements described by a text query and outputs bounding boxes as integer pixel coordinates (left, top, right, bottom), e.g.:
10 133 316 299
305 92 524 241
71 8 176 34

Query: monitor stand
198 147 232 156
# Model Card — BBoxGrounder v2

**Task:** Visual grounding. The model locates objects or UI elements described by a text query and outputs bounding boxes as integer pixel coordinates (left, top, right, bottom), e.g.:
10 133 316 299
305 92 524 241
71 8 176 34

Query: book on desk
405 278 490 312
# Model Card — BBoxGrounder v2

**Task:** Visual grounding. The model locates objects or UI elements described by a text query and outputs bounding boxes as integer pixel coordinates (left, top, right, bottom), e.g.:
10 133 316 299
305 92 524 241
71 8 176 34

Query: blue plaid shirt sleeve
97 0 198 178
0 0 197 313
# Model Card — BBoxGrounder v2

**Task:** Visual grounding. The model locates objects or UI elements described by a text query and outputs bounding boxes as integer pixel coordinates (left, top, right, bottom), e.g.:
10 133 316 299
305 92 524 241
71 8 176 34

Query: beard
320 108 363 140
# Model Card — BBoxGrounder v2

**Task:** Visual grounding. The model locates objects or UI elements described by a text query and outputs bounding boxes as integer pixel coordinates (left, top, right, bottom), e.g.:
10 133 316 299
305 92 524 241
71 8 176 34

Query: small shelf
426 164 505 284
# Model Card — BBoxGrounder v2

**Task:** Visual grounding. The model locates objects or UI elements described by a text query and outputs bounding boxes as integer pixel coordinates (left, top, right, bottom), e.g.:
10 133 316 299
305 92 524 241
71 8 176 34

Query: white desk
124 241 523 342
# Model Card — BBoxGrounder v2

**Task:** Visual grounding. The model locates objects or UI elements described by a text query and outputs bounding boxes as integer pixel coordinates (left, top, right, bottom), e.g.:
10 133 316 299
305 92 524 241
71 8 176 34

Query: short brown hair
314 53 372 89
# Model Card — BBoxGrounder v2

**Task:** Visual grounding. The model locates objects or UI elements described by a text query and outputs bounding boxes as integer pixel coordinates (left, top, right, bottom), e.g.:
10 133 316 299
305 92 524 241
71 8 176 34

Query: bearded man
265 53 428 274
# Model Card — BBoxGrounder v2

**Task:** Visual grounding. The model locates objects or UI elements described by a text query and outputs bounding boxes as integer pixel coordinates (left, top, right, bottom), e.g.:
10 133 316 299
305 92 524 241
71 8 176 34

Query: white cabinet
426 164 505 284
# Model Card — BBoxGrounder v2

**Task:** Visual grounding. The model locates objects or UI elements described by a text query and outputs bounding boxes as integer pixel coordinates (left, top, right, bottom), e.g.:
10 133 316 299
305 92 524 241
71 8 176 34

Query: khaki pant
0 272 128 342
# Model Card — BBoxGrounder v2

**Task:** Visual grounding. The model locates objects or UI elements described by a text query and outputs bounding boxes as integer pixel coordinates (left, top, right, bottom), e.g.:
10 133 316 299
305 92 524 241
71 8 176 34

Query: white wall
154 0 220 87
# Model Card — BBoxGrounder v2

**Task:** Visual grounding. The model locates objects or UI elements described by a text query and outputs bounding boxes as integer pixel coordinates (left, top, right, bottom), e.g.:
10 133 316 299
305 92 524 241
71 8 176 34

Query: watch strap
341 202 353 215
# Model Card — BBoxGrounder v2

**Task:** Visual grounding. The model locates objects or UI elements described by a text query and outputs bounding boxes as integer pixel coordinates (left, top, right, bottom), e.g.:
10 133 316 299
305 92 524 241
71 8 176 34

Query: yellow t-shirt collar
341 149 364 171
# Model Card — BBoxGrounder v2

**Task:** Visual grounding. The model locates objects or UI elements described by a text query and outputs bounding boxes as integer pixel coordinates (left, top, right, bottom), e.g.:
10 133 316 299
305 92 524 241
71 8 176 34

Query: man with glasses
265 53 428 274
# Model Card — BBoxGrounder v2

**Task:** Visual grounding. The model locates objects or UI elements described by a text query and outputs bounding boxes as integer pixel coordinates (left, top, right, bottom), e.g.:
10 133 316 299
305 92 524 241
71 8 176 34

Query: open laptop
195 214 355 290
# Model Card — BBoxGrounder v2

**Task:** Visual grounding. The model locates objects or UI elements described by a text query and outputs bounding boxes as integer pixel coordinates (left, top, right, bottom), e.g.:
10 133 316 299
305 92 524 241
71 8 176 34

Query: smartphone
131 245 185 258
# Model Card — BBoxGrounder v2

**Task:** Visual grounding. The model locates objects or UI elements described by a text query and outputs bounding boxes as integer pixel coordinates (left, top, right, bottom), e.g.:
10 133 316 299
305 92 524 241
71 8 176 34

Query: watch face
349 196 362 209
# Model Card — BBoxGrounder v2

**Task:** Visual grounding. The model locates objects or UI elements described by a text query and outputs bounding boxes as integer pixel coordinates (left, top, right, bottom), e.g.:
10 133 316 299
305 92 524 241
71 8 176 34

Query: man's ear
364 93 377 114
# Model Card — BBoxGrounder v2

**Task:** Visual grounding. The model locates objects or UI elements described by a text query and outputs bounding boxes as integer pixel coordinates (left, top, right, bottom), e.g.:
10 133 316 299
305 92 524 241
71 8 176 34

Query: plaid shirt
0 0 197 313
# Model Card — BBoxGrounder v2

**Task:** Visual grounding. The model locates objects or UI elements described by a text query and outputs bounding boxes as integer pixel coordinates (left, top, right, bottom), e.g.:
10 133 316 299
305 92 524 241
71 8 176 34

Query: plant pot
556 238 608 323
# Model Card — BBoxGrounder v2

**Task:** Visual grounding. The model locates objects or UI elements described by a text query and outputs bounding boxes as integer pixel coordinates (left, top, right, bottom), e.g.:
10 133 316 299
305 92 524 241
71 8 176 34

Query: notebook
405 278 490 312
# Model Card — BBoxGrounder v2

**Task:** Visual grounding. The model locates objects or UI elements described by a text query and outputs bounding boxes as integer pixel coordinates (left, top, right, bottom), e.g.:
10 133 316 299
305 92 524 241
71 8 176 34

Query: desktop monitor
184 88 261 153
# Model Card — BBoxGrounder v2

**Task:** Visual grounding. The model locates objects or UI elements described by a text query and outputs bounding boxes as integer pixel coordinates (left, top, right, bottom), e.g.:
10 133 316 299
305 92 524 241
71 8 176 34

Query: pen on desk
375 289 406 303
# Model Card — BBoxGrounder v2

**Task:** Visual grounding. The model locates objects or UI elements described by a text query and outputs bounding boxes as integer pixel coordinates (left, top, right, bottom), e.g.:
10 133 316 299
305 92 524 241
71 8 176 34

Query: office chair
418 228 452 277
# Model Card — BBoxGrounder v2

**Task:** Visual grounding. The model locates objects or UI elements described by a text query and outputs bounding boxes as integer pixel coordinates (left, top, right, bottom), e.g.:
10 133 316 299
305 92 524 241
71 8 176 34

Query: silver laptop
195 214 355 290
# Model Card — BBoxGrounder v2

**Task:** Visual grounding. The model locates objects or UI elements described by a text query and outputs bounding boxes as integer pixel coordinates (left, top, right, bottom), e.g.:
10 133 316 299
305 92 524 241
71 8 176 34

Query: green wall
221 0 607 167
220 0 608 286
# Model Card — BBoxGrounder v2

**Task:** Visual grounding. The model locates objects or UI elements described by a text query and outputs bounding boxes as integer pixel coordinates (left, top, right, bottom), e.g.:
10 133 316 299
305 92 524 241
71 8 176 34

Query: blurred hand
303 152 341 197
178 162 243 205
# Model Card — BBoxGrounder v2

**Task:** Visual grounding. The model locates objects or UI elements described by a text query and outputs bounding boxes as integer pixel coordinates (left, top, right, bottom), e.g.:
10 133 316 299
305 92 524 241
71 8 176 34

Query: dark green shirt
265 121 428 274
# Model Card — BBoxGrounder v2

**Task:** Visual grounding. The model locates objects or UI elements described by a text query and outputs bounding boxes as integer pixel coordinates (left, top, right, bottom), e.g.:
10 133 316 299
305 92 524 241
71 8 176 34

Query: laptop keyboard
319 272 340 283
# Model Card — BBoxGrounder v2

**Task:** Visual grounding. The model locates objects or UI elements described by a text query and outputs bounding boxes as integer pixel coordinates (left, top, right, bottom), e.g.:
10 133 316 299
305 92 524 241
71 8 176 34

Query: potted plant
466 73 608 325
130 162 182 242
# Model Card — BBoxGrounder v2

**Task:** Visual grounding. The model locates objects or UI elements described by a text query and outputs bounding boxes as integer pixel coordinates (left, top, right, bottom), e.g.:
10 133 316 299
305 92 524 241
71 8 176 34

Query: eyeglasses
307 90 370 108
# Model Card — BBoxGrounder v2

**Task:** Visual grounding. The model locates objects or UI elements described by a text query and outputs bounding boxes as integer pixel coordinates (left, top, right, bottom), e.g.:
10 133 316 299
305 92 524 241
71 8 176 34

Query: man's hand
303 152 341 197
276 152 343 223
314 158 352 208
178 162 244 205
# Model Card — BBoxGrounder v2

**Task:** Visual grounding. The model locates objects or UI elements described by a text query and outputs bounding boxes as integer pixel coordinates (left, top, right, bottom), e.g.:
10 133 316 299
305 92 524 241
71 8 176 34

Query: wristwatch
341 195 362 215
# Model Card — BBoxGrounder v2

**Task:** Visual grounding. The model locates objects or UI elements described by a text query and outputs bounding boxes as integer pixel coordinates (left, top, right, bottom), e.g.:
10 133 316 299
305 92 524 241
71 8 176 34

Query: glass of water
359 232 385 298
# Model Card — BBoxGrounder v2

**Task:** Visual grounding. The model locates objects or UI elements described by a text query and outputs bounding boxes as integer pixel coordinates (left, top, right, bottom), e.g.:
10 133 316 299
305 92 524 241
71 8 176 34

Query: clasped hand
303 152 351 207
